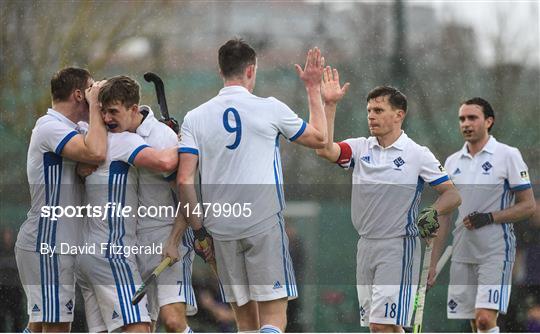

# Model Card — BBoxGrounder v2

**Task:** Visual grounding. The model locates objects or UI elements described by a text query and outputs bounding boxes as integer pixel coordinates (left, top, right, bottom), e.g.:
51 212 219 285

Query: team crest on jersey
32 304 40 312
65 299 73 314
520 170 530 182
481 161 493 174
112 310 119 319
448 299 458 313
360 155 371 163
453 168 461 175
273 281 282 289
393 157 405 170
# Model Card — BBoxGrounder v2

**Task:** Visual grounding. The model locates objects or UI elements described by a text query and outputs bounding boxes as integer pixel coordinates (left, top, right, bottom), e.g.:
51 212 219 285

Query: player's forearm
433 185 461 216
157 147 179 173
306 86 327 146
430 213 451 265
84 102 107 163
315 102 339 161
492 189 536 223
167 214 188 248
177 182 203 230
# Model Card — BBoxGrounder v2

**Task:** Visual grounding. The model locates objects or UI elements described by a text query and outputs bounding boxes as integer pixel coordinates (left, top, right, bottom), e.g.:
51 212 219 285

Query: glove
193 227 213 262
160 117 180 134
417 206 439 238
467 211 494 229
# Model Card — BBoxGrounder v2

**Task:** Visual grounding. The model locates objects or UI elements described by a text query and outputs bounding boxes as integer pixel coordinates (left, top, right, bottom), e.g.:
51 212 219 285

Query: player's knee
476 312 496 331
27 323 43 333
123 322 150 333
42 322 70 332
162 316 188 332
369 323 397 333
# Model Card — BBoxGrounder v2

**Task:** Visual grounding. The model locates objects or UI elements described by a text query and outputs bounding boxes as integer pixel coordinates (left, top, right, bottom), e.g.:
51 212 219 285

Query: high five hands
295 47 325 89
321 66 350 105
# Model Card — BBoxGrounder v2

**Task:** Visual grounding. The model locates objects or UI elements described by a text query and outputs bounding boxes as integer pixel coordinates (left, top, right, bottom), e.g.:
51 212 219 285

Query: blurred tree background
0 1 538 332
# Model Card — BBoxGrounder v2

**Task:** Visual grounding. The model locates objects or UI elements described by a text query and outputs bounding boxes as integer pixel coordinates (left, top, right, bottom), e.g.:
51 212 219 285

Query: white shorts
213 213 298 306
15 247 76 323
136 227 197 321
77 253 150 332
76 270 106 333
356 237 420 327
447 260 513 319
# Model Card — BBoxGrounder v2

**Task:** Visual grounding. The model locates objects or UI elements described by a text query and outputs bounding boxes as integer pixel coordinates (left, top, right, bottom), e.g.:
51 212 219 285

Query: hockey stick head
143 72 171 123
143 72 164 87
131 280 150 305
131 257 171 305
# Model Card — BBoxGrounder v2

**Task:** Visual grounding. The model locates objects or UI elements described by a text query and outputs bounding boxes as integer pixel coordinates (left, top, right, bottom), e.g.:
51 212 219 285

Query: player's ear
218 68 225 80
395 109 405 122
485 116 494 129
130 104 139 114
246 64 255 79
73 88 84 103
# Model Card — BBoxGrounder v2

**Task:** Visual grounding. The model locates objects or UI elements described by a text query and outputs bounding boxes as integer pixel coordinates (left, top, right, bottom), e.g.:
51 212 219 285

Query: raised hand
321 66 350 105
295 47 325 89
85 80 106 106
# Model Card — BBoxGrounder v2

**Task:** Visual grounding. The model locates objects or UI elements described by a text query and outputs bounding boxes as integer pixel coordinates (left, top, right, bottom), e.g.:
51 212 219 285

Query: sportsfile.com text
40 202 253 221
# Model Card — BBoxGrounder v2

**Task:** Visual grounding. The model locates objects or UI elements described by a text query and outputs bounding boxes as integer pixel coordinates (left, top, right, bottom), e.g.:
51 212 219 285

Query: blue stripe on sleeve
429 175 449 186
128 144 150 165
289 121 307 142
178 147 199 155
55 131 78 154
511 183 531 192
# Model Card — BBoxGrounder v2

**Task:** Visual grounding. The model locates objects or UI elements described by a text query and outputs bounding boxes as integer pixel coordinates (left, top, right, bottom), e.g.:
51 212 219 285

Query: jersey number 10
223 108 242 150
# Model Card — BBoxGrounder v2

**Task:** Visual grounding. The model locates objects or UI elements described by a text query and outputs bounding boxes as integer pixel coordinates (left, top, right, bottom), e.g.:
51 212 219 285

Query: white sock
259 324 281 333
484 326 500 333
183 326 193 333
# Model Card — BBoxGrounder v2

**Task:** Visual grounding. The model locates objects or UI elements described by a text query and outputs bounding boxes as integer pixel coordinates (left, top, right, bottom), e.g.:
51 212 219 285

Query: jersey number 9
223 108 242 150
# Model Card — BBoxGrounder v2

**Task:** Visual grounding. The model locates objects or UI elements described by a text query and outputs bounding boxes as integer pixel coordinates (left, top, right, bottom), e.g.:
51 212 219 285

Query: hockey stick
411 245 453 333
198 237 218 277
434 245 453 281
131 256 172 305
413 242 432 333
143 72 179 134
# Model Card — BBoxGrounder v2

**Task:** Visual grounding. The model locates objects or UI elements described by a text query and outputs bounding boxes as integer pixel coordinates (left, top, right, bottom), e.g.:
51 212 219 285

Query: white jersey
338 132 449 239
445 136 531 264
16 109 85 253
179 86 306 240
135 106 178 233
83 132 148 257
